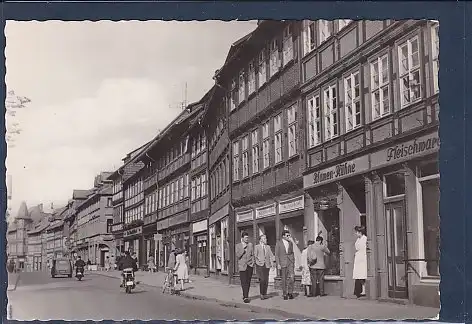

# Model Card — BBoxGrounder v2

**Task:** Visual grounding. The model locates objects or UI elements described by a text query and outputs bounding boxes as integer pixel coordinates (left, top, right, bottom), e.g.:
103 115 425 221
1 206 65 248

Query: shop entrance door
385 201 408 299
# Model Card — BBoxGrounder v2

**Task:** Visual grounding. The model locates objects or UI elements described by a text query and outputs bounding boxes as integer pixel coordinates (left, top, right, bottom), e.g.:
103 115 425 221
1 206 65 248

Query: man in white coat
353 225 368 298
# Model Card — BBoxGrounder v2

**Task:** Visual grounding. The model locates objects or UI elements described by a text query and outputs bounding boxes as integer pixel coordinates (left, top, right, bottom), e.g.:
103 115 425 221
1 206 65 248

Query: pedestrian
132 252 139 270
308 236 330 297
353 226 367 298
105 256 110 271
148 254 156 273
168 249 176 270
174 249 189 291
301 240 314 296
235 231 254 303
275 230 296 300
254 234 275 300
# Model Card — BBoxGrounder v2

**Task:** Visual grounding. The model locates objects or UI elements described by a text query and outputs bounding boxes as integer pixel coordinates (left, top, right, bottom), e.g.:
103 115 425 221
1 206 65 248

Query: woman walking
301 241 313 296
174 249 189 291
353 226 368 298
148 254 156 273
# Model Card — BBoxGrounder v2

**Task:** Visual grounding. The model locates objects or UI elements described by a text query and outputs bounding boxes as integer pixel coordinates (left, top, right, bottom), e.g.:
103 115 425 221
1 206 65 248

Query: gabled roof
73 189 92 200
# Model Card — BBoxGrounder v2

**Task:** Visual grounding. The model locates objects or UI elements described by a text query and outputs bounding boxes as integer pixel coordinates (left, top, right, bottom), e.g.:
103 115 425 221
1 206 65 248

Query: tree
6 90 31 148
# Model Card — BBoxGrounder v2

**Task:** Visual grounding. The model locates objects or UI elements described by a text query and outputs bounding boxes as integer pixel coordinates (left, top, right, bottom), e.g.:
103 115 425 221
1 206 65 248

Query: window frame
262 121 271 170
258 49 267 88
248 61 256 95
303 20 317 56
398 35 422 108
307 93 322 148
232 140 240 182
229 79 237 112
251 129 259 174
274 114 283 164
238 70 246 105
269 38 280 78
319 20 332 45
431 23 439 94
338 19 352 32
287 103 298 157
371 53 391 121
282 24 294 66
323 84 339 141
344 71 362 132
242 135 249 178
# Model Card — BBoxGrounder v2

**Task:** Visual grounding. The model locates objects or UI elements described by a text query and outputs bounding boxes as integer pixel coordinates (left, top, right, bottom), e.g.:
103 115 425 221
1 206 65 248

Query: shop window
197 237 207 268
384 172 406 197
398 36 421 107
418 162 440 278
318 209 341 276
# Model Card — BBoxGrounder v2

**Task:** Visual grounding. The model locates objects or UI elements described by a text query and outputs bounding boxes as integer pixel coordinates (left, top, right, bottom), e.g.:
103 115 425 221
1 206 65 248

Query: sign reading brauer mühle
303 155 370 190
237 210 254 223
370 131 440 170
256 204 276 219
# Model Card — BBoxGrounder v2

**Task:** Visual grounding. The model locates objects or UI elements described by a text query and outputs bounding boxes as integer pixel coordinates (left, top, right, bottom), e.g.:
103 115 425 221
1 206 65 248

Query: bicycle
162 267 177 295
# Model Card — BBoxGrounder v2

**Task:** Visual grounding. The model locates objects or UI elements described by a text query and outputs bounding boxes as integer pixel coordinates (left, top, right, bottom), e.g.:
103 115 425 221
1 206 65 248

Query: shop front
208 204 230 276
303 129 440 307
234 209 254 274
190 219 208 274
143 224 157 269
157 218 170 268
255 203 277 284
123 226 143 267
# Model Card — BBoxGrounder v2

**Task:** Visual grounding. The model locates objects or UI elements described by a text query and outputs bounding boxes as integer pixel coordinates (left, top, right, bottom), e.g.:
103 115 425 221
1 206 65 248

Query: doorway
385 201 408 299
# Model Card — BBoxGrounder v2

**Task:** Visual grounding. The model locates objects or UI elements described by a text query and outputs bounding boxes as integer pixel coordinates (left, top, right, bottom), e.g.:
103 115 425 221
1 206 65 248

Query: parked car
51 258 73 278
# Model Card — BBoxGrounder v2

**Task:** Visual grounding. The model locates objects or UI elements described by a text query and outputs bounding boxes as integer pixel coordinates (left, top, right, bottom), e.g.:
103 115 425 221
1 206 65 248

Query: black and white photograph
6 18 441 321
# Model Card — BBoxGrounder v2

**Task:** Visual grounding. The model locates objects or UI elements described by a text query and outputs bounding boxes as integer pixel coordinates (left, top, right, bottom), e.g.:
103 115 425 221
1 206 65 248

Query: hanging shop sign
192 219 207 233
304 155 370 190
236 209 254 223
370 131 440 170
123 226 142 238
279 195 305 214
255 203 276 219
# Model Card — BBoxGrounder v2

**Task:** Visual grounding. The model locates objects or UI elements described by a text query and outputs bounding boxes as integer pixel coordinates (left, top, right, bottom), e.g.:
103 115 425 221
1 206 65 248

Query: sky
5 20 257 217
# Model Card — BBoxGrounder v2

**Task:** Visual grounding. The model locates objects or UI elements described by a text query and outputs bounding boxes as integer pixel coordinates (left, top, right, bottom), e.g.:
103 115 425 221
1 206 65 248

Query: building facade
109 170 125 256
7 202 32 270
74 173 114 266
299 19 439 307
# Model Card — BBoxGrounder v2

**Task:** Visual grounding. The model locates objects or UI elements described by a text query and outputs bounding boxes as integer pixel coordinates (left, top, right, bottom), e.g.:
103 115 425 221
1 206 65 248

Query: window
269 39 279 77
323 85 338 140
303 20 316 56
258 50 267 88
202 173 207 197
262 122 270 169
399 36 421 107
338 19 352 31
170 182 175 205
179 177 184 201
232 141 240 181
418 162 439 278
196 177 201 199
225 155 229 188
431 23 439 94
344 72 361 131
319 20 331 44
251 129 259 174
242 135 249 178
107 219 113 233
282 25 293 66
371 54 390 120
287 104 298 156
384 173 406 197
238 71 246 104
191 179 196 201
184 174 189 198
274 114 283 163
307 95 321 148
229 79 237 112
248 62 256 95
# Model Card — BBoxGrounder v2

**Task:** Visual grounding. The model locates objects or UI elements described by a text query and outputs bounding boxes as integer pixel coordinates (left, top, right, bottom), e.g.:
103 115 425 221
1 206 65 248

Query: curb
7 272 21 292
94 272 314 320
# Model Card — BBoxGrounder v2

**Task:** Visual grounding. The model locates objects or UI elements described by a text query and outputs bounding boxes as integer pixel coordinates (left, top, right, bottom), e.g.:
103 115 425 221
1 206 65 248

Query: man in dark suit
235 231 255 303
307 235 330 297
275 230 295 300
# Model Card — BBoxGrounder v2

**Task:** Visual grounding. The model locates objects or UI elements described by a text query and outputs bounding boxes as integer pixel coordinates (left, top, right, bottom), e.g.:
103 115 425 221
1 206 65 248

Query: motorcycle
76 267 84 281
122 268 136 294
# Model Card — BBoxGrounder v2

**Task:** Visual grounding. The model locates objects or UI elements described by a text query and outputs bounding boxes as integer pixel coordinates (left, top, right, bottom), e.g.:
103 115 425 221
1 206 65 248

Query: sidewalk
96 270 439 320
7 272 20 291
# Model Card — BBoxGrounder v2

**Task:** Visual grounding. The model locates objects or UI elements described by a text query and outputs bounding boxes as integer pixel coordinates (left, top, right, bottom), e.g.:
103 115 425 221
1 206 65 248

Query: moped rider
117 251 138 287
75 256 86 277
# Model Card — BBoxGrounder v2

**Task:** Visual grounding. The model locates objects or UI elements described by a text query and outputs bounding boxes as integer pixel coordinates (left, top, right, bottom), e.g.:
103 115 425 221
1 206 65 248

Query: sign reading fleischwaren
303 155 370 190
371 132 439 169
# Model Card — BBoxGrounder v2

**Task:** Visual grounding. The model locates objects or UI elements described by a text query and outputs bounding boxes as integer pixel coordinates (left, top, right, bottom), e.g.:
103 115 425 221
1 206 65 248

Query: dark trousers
309 268 325 296
256 265 270 296
239 266 253 299
280 266 295 296
354 279 366 297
